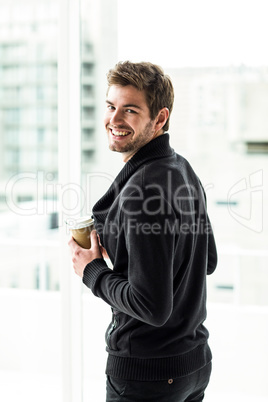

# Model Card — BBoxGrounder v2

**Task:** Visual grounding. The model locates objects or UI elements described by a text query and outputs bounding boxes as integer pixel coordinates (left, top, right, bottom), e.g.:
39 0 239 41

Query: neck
122 131 165 163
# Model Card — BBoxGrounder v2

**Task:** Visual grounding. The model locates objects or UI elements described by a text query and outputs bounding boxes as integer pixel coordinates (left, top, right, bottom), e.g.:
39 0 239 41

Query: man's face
104 85 160 162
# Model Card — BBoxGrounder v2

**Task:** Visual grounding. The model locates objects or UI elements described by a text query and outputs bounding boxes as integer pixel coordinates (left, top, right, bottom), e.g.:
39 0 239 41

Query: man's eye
126 109 136 114
107 105 115 110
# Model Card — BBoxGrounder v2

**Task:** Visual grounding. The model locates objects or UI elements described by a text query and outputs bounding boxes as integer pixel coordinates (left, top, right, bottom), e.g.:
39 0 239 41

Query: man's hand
97 234 110 259
68 230 102 278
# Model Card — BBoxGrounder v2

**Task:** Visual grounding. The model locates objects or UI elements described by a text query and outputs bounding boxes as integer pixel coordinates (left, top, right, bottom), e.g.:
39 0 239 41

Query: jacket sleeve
199 182 217 275
83 188 176 327
207 225 217 275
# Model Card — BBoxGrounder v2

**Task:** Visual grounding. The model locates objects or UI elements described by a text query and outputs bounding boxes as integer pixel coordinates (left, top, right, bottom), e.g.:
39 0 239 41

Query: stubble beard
108 120 155 155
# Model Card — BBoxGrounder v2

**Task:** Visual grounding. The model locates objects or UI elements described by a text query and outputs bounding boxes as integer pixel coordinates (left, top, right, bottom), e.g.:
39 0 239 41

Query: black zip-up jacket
83 134 217 381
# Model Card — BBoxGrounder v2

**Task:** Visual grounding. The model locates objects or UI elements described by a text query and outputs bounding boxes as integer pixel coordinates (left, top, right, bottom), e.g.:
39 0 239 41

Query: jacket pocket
105 313 119 351
107 376 127 396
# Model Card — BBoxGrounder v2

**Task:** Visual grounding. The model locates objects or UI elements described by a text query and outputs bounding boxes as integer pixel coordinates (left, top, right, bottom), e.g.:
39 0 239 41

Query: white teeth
112 129 130 136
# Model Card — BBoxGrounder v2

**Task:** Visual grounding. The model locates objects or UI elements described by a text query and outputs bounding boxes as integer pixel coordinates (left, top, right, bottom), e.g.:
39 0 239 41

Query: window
0 2 62 401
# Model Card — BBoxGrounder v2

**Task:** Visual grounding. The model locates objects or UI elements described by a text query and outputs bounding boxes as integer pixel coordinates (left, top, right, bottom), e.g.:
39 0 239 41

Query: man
69 61 217 401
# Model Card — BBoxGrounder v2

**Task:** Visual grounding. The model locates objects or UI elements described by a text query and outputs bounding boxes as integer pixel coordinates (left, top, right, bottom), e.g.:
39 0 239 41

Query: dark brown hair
107 61 174 131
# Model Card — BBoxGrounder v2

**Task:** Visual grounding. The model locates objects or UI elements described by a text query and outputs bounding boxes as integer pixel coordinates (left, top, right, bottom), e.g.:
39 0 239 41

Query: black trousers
106 362 212 402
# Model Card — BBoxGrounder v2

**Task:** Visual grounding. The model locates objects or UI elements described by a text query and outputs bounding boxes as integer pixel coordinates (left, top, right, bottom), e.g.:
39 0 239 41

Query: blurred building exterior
0 0 118 291
0 0 96 212
167 65 268 306
167 65 268 154
166 65 268 245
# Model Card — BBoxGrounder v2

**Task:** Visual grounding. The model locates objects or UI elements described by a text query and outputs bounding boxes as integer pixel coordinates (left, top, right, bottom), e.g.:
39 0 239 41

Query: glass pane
81 2 268 401
80 1 120 400
0 1 61 400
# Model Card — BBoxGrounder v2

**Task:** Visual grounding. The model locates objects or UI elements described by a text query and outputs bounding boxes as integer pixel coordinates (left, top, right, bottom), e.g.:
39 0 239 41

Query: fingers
96 233 109 259
90 230 102 259
68 236 77 250
90 230 99 249
68 230 102 276
68 235 83 250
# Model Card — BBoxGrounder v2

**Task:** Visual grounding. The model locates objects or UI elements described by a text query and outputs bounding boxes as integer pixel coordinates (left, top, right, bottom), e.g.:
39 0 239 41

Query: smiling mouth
110 128 131 137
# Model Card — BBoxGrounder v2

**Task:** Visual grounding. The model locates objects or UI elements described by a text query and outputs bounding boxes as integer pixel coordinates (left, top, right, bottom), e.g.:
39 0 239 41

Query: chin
108 143 121 153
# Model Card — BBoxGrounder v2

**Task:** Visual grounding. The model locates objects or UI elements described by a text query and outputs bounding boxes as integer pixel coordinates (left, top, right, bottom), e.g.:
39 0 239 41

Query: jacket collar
93 134 174 224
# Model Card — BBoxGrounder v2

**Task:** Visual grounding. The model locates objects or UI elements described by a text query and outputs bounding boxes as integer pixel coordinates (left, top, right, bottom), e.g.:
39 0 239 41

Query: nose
109 108 124 126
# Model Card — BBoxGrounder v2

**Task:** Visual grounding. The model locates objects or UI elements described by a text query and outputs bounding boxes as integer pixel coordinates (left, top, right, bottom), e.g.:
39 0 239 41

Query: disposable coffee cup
66 217 94 249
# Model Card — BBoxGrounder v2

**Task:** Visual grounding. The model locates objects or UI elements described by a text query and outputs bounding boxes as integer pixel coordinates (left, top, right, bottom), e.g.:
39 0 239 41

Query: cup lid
65 216 94 229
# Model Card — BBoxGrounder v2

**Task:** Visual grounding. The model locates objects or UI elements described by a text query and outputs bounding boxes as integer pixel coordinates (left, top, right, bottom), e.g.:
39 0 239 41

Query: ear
154 107 169 132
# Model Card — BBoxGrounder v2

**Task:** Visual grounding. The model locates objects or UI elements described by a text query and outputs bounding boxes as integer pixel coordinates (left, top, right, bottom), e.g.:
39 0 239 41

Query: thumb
90 230 99 249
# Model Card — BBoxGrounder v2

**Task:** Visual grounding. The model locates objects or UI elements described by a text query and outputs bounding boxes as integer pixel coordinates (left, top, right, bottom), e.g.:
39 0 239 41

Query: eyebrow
106 100 143 110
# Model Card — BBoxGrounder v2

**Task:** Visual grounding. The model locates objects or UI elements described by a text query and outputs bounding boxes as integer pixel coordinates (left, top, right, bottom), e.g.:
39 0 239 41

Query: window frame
58 0 83 401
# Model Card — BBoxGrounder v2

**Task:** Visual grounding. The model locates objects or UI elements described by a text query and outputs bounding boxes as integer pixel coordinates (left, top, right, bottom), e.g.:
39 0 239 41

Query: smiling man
69 61 218 402
105 84 168 161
